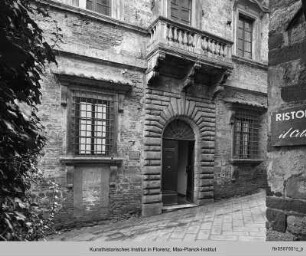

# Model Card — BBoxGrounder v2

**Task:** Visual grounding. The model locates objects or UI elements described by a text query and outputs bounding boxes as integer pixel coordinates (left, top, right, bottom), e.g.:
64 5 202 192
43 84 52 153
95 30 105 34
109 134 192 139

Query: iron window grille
170 0 192 26
86 0 111 16
71 90 114 156
237 14 253 59
233 108 260 159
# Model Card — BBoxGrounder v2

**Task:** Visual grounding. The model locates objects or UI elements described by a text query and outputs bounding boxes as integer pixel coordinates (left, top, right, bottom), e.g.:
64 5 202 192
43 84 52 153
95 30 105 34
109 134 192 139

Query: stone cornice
249 0 269 13
55 73 133 94
233 0 269 13
232 55 268 70
56 50 147 72
230 158 265 164
224 98 267 109
59 156 124 165
223 85 267 97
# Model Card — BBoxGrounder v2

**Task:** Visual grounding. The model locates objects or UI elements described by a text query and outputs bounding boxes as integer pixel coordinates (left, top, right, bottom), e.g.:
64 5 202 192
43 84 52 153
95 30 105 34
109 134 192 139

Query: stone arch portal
142 93 215 217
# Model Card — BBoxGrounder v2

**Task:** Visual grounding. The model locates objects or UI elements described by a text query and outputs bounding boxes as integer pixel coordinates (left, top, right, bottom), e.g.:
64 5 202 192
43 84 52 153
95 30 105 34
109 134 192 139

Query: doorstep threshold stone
162 203 197 213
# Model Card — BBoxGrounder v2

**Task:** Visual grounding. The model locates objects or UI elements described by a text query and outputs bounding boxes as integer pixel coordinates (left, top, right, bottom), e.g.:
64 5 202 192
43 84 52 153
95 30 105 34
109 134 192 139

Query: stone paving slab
47 189 266 242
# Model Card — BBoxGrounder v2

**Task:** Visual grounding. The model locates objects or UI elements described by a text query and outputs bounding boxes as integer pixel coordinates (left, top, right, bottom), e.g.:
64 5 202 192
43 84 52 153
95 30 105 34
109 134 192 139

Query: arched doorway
162 119 195 206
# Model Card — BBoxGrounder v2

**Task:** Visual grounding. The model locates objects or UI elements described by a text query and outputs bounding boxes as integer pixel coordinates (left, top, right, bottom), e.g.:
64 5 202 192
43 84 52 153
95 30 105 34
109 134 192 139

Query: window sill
59 156 124 165
230 158 264 164
232 55 268 70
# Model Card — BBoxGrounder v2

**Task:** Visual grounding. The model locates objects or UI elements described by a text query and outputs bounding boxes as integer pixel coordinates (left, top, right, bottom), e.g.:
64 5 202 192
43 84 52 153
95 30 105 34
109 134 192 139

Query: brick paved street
47 189 266 242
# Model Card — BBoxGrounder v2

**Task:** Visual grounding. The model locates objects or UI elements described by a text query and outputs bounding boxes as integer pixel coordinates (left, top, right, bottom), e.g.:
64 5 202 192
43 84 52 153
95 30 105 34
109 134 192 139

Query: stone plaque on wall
129 151 140 160
271 106 306 146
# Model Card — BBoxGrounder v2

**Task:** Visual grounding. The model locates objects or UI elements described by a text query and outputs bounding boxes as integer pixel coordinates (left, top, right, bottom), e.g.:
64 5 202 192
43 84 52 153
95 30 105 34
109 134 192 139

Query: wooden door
162 139 178 192
186 141 194 202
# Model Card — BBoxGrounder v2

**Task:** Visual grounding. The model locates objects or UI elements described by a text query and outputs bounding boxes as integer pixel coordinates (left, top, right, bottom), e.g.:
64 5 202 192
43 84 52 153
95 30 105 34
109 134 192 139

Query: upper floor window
65 0 112 16
170 0 192 26
237 14 253 59
86 0 111 16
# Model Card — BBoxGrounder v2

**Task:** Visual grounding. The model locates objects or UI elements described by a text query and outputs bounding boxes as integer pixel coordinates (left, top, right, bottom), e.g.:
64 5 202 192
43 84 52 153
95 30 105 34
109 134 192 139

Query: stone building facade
36 0 269 227
267 0 306 241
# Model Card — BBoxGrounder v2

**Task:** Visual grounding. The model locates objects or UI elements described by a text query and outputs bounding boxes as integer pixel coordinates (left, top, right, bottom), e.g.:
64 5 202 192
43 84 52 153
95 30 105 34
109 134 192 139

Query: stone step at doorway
162 191 197 212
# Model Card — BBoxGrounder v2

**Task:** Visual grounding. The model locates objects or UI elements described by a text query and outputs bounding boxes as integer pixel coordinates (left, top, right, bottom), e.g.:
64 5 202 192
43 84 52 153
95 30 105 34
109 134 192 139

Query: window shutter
171 0 180 22
180 0 191 24
86 0 111 16
96 0 111 16
86 0 93 10
71 0 79 6
170 0 191 25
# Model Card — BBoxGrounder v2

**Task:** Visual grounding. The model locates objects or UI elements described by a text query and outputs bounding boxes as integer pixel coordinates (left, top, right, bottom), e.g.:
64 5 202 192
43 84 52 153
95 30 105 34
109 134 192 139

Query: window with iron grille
233 108 260 159
170 0 192 25
86 0 111 16
71 90 114 156
237 14 253 59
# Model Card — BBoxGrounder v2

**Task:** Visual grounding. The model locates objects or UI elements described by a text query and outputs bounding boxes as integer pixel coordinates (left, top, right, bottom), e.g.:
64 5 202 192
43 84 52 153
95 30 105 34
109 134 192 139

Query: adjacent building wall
267 0 306 241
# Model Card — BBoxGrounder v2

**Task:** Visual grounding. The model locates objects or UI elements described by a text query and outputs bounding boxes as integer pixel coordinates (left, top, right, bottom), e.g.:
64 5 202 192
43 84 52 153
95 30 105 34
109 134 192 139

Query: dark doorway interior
162 139 194 206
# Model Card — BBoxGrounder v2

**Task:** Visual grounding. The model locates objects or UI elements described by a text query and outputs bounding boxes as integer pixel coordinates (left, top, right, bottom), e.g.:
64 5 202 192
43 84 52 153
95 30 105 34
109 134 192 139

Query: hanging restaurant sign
271 106 306 146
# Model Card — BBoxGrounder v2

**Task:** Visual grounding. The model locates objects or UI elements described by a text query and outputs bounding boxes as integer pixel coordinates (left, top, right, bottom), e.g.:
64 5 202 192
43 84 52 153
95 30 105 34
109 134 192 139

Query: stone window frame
232 1 264 63
66 85 118 158
61 0 122 20
56 74 131 164
70 89 115 156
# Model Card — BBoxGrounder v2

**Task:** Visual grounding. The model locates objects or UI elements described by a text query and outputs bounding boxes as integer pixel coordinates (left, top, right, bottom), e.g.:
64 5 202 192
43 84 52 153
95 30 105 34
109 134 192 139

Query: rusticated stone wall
142 86 216 216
